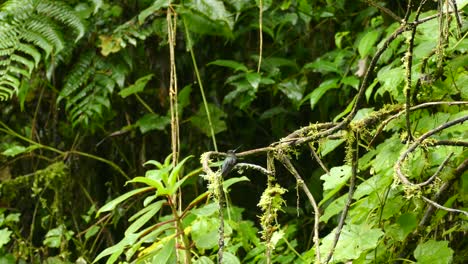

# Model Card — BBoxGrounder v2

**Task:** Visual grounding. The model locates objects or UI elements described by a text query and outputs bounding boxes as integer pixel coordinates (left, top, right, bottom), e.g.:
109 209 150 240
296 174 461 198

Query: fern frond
0 0 85 101
59 52 130 128
36 0 85 41
25 16 65 53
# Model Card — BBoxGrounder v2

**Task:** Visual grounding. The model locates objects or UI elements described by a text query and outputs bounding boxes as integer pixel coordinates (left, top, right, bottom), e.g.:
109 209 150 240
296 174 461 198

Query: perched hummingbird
221 149 238 177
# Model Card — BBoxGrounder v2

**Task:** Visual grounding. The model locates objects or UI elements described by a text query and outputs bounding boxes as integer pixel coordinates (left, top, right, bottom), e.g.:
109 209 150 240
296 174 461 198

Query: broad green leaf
304 59 341 74
208 60 248 72
0 253 15 263
223 176 250 190
376 65 405 100
320 224 383 262
97 187 152 215
93 233 138 263
85 226 100 240
320 194 346 222
246 72 261 90
321 165 351 191
43 225 74 248
191 203 218 217
0 228 12 248
341 76 360 90
1 144 39 157
125 201 164 236
222 252 241 264
168 155 193 186
144 159 163 169
149 237 176 262
320 138 346 157
138 0 171 24
333 95 356 122
319 165 351 206
190 103 227 136
192 215 232 251
278 78 306 109
305 78 339 110
178 84 192 116
223 78 257 109
414 240 453 264
358 29 381 58
192 217 219 249
118 74 153 98
396 213 417 239
128 177 167 194
353 173 391 200
4 213 20 224
335 31 350 49
180 0 233 38
136 113 171 134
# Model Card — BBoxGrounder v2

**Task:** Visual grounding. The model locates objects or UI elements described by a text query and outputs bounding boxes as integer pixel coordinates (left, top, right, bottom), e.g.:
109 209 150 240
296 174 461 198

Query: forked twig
278 155 321 264
395 115 468 186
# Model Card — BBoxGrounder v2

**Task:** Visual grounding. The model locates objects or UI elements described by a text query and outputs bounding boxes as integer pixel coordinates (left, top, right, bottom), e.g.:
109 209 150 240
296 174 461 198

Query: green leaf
85 226 100 240
304 59 341 74
246 72 261 90
222 252 241 264
319 165 351 206
376 65 405 100
321 165 351 191
136 113 171 134
319 138 346 157
180 0 234 38
152 237 175 263
190 103 227 136
320 194 346 223
118 74 153 98
128 177 167 195
0 228 12 248
138 0 171 24
414 240 453 264
192 217 220 249
305 78 339 110
43 225 74 248
178 84 192 116
191 203 218 217
93 233 138 263
125 201 164 235
320 224 384 262
208 60 248 72
1 144 39 157
396 213 417 239
97 187 152 215
223 176 250 190
168 155 193 186
358 29 381 58
278 78 305 109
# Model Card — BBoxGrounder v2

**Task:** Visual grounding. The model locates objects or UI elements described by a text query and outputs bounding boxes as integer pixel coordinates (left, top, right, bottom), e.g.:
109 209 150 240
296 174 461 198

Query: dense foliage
0 0 467 263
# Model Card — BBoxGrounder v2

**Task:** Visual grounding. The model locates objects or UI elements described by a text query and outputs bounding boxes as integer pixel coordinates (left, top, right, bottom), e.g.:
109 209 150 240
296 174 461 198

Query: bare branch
233 162 272 176
422 196 468 216
365 0 402 21
278 155 321 264
395 115 468 186
324 134 359 264
309 142 330 175
414 153 453 188
369 101 468 147
420 158 468 226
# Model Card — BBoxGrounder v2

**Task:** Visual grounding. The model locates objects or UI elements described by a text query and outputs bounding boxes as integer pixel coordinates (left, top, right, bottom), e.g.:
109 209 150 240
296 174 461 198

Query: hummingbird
221 148 239 177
